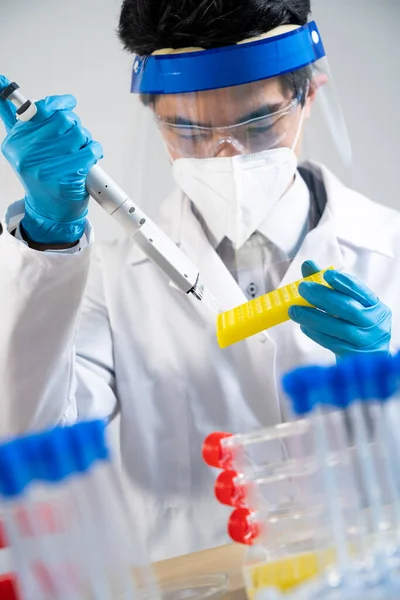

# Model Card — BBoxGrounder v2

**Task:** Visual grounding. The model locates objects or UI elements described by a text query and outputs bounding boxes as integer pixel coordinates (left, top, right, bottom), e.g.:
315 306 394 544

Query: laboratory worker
0 0 399 560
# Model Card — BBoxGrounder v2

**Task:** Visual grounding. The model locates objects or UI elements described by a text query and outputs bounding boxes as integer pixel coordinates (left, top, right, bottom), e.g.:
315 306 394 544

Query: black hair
118 0 311 55
118 0 312 106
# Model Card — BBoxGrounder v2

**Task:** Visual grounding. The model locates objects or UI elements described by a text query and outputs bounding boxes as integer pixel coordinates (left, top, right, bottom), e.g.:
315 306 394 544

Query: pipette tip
190 280 221 315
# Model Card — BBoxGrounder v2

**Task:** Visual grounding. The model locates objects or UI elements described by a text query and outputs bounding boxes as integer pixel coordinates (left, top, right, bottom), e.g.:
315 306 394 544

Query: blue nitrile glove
0 75 103 244
288 260 392 357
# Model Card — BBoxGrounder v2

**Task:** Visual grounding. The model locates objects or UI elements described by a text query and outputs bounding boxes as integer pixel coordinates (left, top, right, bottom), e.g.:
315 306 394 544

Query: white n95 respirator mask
172 146 298 250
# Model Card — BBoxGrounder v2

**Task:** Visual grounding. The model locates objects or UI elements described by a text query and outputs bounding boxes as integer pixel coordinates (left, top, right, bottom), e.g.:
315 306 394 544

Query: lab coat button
247 282 258 298
260 333 267 343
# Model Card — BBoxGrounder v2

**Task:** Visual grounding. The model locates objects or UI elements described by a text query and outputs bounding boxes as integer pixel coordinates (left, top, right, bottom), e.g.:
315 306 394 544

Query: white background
0 0 399 242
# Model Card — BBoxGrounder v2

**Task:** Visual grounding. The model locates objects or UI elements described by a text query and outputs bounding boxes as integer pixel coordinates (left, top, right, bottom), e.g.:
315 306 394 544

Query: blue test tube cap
0 440 31 498
354 353 398 402
21 432 57 483
332 354 398 407
391 352 400 385
328 359 357 409
0 420 110 499
282 365 329 415
42 427 85 483
89 419 109 462
70 420 109 473
36 421 109 480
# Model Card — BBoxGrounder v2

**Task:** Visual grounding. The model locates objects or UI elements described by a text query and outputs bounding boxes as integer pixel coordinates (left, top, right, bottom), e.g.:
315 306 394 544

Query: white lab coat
1 165 400 561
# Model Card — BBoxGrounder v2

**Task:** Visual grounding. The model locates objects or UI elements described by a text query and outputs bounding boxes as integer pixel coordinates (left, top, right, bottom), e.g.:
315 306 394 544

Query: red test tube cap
0 575 18 600
0 521 8 549
202 432 233 468
228 507 260 545
215 470 247 507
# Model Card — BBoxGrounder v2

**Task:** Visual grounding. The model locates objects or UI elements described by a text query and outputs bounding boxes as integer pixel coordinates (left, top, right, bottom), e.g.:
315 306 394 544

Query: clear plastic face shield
130 22 352 282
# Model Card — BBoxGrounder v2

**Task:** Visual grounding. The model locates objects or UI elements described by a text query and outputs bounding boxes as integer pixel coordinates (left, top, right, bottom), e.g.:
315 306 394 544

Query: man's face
153 76 312 161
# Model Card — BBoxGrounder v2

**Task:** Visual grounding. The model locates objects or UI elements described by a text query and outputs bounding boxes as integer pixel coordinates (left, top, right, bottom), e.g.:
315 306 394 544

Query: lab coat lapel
281 161 394 286
280 201 345 287
269 168 348 397
178 198 248 312
178 196 282 427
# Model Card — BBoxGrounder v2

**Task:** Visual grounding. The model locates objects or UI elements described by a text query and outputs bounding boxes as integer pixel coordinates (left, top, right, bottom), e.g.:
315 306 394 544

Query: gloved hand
288 260 392 356
0 75 103 244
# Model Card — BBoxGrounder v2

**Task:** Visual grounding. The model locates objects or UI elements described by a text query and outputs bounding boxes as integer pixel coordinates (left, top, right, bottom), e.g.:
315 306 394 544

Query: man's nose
214 137 244 158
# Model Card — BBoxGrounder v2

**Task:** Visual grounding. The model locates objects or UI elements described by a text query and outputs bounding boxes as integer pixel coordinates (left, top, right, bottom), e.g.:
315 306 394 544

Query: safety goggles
156 92 304 159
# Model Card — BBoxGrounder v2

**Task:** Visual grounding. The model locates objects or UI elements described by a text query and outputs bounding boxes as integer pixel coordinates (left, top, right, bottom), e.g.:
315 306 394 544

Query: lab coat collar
186 170 311 254
279 190 345 287
317 163 394 259
257 171 311 257
128 163 394 272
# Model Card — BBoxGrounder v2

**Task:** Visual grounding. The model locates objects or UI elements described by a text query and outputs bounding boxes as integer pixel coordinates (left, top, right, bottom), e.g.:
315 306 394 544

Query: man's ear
304 72 329 119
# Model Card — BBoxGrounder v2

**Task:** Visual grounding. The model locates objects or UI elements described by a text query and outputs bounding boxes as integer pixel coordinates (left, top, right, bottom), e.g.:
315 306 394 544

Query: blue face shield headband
130 21 325 95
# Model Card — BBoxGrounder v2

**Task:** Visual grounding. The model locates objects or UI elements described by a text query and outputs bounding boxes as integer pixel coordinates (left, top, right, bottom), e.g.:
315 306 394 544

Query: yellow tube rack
217 268 333 349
